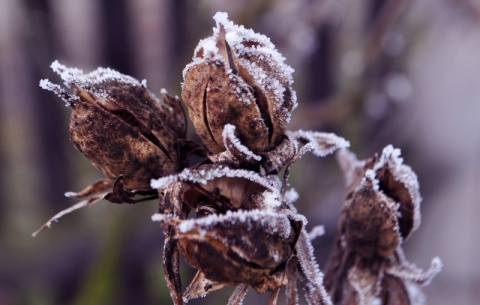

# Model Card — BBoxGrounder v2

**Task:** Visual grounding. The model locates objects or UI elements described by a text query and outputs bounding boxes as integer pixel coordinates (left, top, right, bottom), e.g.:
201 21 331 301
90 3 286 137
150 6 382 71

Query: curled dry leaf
324 145 442 305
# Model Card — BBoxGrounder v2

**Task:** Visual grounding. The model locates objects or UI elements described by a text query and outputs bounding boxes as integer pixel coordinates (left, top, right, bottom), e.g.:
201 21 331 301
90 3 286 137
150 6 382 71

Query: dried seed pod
153 209 303 295
182 12 297 157
40 61 188 189
324 145 442 305
152 164 288 213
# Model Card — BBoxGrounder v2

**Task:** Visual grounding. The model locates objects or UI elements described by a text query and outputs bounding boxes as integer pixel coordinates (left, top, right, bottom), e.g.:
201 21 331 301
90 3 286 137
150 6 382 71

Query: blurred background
0 0 479 304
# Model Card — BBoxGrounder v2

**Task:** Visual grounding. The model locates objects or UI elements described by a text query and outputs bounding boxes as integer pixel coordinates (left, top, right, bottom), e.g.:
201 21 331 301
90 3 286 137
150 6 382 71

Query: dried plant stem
32 192 109 237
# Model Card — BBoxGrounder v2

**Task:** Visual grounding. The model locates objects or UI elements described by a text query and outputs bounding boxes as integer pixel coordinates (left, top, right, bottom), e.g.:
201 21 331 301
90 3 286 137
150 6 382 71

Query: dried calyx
40 61 188 190
182 12 297 166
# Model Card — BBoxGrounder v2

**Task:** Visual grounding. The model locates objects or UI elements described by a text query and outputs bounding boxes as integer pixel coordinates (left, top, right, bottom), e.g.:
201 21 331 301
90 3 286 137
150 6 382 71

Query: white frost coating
222 124 262 161
363 169 380 192
405 282 426 305
296 231 333 305
284 188 299 204
151 166 280 195
289 130 350 157
373 145 422 234
151 213 168 222
386 257 442 286
44 60 150 102
175 209 293 239
307 225 325 241
39 79 78 106
141 79 147 87
183 12 297 110
261 190 282 209
200 38 219 56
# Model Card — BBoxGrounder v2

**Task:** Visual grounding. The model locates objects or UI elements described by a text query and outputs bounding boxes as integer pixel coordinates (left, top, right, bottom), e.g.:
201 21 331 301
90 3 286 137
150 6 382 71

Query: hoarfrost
374 145 422 234
386 257 442 286
183 11 297 110
284 188 299 204
45 60 147 101
222 124 262 162
296 231 333 305
261 190 282 209
289 130 350 157
307 225 325 241
39 79 78 106
151 166 280 196
154 209 294 240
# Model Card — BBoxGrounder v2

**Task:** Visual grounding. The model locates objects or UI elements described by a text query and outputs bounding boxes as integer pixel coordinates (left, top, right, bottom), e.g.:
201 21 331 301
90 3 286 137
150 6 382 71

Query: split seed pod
40 61 187 190
338 145 422 256
182 12 297 156
324 145 441 305
153 208 303 301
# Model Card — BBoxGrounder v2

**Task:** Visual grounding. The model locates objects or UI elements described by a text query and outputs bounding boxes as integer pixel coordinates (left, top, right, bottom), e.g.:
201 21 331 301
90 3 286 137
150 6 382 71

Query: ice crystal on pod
151 165 281 195
153 209 294 239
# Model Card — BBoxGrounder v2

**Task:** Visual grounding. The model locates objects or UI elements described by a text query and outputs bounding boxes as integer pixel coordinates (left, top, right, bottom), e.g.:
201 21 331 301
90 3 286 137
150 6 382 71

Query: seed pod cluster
37 11 439 305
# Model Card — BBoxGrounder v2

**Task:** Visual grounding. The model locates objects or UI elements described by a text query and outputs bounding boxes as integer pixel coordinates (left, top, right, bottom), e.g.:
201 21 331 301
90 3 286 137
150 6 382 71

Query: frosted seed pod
40 61 188 190
182 12 297 157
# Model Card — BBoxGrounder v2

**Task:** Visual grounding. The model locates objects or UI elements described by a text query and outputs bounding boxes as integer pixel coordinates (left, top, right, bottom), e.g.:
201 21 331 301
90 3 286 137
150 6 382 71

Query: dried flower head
182 12 297 161
324 146 442 305
151 165 333 305
40 61 188 190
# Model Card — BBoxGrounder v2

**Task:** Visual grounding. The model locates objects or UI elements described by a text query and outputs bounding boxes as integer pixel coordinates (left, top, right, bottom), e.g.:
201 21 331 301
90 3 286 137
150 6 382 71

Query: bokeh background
1 0 479 304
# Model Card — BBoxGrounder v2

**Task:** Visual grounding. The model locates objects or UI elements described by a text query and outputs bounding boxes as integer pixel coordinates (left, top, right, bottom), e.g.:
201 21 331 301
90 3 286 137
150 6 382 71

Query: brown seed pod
40 61 188 190
324 145 442 305
182 12 297 157
153 208 304 303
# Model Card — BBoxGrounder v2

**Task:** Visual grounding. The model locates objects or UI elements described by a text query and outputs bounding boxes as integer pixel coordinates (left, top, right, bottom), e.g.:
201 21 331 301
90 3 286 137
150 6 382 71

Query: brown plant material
34 11 441 305
152 165 334 305
324 146 442 305
182 12 297 163
40 62 188 190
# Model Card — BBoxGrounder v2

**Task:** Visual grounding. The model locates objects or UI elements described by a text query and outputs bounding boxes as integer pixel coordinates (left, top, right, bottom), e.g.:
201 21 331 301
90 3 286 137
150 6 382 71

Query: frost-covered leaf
288 130 350 158
386 257 442 286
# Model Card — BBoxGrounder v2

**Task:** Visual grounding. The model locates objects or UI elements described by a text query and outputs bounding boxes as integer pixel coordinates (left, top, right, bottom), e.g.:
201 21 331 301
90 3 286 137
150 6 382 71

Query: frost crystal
153 209 294 240
44 60 152 103
222 124 262 162
151 166 280 195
